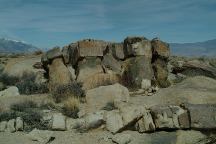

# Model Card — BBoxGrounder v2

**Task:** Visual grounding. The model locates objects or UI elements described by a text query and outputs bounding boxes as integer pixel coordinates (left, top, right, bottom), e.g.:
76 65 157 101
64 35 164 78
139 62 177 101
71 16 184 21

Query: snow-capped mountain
0 38 40 53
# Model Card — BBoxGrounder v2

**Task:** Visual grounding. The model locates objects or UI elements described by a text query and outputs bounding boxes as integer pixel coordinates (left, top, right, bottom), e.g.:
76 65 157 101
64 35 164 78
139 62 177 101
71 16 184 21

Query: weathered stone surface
152 58 170 88
86 83 130 113
124 37 152 58
0 121 7 132
112 133 131 144
172 59 216 79
6 119 16 133
27 128 54 144
67 65 76 80
122 56 153 88
76 39 108 58
135 111 155 132
51 113 66 131
102 53 122 74
185 104 216 129
84 111 105 129
76 57 103 83
62 46 70 64
178 111 190 129
105 110 124 133
152 38 170 59
150 105 185 129
46 47 62 61
0 86 19 97
82 73 122 90
48 58 72 90
15 117 24 131
118 104 146 126
111 43 125 60
66 118 85 130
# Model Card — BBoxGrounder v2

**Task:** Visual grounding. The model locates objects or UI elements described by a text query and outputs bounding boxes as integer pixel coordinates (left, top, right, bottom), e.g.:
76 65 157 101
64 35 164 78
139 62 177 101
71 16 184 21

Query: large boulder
151 38 170 59
122 56 153 88
76 57 103 83
110 43 125 60
102 53 122 74
184 104 216 129
82 73 122 90
73 39 108 63
124 37 152 58
48 58 72 90
172 59 216 79
0 86 19 97
152 58 170 88
133 76 216 108
85 83 130 113
43 47 62 64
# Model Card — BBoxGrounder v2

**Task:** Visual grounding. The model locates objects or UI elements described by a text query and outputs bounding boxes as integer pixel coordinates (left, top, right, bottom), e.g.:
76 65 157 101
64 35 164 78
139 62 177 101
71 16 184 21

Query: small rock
112 133 131 144
16 117 24 131
52 113 66 131
84 111 105 129
141 79 151 90
0 121 7 132
6 119 16 133
27 128 54 144
135 111 155 132
147 92 153 96
0 86 19 97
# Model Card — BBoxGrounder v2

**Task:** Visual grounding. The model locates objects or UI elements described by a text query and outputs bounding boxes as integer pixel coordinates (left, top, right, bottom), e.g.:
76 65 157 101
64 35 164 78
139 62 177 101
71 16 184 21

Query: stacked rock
41 36 171 91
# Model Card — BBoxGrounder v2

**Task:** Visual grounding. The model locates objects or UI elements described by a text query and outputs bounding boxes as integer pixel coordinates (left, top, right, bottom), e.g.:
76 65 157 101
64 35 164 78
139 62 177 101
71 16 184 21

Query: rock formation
41 36 171 91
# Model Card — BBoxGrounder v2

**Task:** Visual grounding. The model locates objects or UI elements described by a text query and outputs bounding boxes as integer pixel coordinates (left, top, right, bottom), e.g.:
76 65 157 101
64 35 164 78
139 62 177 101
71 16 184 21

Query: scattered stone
66 118 85 130
105 110 124 133
51 113 66 131
86 83 130 113
6 119 16 133
27 128 54 144
0 121 7 132
112 133 131 144
0 86 19 97
15 117 23 131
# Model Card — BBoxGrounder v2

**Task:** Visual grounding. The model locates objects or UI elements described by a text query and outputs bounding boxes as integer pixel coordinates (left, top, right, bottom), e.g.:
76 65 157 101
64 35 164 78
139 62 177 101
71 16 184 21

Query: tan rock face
77 39 108 57
152 39 170 59
82 73 122 90
124 37 152 58
85 83 130 113
48 58 72 90
76 57 103 83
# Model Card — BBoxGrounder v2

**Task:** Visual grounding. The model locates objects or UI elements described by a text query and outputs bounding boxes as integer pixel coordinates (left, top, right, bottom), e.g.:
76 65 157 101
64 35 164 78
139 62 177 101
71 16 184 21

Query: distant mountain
0 38 40 54
170 39 216 57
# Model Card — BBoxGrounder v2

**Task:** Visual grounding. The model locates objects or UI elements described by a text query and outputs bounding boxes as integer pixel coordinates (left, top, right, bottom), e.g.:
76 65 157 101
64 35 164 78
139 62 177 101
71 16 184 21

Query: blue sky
0 0 216 49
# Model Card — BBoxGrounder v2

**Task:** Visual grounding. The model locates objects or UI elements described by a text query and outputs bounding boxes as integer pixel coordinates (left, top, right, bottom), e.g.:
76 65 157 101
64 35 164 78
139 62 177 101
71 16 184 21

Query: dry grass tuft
62 97 80 118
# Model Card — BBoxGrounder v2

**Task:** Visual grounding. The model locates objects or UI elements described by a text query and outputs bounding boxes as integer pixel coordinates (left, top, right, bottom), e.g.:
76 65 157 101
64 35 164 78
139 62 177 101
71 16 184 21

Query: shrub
0 73 19 86
62 97 79 118
16 72 49 95
52 82 84 103
9 101 49 131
